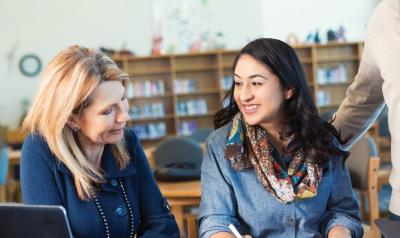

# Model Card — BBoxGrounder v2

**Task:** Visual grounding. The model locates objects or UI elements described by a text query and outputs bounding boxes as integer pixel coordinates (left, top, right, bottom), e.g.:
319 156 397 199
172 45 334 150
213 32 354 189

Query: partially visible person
198 38 363 238
332 0 400 221
21 45 180 237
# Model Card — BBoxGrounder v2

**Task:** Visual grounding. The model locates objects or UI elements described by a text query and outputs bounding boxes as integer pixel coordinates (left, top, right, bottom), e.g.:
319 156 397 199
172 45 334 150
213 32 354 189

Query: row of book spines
131 120 200 139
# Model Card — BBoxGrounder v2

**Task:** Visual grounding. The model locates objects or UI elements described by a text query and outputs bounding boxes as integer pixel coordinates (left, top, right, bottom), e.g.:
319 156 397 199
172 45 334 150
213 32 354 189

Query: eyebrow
234 73 268 80
99 95 125 112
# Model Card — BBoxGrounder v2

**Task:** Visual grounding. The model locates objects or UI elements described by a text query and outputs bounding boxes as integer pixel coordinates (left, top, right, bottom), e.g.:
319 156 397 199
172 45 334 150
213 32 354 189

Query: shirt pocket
296 172 331 219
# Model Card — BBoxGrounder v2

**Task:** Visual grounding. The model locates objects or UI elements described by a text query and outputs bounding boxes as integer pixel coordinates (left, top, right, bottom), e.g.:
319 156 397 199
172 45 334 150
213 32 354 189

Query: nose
116 102 130 123
239 84 254 102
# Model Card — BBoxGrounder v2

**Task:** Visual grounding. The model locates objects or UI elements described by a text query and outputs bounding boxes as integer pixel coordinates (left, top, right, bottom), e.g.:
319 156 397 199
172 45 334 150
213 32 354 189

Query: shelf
223 58 313 67
128 68 171 76
128 93 173 100
315 41 360 48
113 55 170 61
117 43 362 147
223 63 234 69
317 82 351 87
316 55 359 63
130 114 175 122
175 65 218 72
299 58 313 64
177 111 216 119
176 89 220 96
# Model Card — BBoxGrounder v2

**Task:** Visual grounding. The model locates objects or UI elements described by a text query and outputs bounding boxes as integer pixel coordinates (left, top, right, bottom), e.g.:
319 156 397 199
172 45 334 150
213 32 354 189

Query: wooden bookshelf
114 42 362 147
314 42 362 114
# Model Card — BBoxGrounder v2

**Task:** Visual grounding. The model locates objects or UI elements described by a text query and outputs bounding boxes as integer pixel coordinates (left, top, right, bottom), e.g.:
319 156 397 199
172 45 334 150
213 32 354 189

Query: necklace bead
91 178 136 238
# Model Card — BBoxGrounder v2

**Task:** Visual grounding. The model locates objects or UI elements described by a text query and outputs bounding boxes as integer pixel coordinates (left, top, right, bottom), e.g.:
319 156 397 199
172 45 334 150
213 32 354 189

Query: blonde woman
21 46 179 238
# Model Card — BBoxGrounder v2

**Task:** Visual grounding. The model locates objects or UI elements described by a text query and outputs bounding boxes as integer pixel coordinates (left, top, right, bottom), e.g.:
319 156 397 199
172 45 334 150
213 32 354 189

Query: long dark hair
214 38 347 165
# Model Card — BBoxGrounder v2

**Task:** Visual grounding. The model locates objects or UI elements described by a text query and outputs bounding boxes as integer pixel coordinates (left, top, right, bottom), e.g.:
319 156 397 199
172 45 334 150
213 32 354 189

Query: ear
66 114 79 129
284 88 294 99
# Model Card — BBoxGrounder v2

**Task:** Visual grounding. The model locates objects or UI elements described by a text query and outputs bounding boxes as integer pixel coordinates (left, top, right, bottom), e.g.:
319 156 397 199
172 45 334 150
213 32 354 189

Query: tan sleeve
332 40 385 150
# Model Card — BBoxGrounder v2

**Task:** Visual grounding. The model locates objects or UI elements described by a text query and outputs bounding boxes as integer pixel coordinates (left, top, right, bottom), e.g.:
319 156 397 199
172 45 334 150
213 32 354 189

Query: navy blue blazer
21 129 179 238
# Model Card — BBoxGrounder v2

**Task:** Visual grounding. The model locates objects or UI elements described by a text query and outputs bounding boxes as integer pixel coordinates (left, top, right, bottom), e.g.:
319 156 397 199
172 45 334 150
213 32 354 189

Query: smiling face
72 80 130 146
233 54 293 130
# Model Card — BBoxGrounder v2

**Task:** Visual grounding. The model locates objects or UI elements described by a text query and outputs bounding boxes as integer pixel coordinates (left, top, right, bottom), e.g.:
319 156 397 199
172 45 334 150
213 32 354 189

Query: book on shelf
178 121 198 136
317 64 348 85
174 79 196 94
220 76 233 90
131 122 167 140
126 80 165 98
176 99 208 116
316 90 331 107
130 102 165 119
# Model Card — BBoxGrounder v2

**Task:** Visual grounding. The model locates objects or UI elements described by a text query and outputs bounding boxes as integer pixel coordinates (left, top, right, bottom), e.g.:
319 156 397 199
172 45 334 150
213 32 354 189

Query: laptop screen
375 218 399 238
0 203 73 238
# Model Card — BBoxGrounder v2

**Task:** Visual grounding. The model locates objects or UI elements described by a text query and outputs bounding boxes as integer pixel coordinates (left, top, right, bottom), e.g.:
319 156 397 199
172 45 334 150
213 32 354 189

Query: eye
234 82 243 86
252 82 263 86
103 107 113 115
121 96 127 101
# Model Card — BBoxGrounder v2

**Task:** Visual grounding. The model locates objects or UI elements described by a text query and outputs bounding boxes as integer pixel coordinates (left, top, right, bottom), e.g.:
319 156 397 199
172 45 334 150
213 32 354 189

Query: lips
242 104 259 114
110 127 124 135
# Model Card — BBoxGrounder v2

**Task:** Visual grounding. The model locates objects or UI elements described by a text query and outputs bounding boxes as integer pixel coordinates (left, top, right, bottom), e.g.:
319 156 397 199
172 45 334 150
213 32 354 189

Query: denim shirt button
111 179 118 186
287 217 294 223
115 206 127 217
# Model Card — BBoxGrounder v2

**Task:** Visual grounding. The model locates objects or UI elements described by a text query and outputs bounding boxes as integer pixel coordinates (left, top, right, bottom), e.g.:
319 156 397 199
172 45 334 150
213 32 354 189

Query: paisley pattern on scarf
224 113 322 203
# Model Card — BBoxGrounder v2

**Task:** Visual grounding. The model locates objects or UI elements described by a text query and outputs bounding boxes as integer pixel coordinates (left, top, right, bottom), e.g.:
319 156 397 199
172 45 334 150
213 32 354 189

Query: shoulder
22 133 52 157
203 123 231 164
21 133 56 167
330 136 347 167
206 123 230 147
325 139 347 173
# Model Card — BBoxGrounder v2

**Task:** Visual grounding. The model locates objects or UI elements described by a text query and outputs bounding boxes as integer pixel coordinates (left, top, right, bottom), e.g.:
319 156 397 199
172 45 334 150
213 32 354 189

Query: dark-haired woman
198 38 362 238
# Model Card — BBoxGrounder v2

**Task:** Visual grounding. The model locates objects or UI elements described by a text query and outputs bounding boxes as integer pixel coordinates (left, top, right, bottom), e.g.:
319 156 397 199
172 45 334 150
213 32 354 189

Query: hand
328 225 352 238
210 232 252 238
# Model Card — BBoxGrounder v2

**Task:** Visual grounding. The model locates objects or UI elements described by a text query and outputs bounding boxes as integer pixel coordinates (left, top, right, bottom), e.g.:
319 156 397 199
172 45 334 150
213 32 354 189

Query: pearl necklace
91 178 136 238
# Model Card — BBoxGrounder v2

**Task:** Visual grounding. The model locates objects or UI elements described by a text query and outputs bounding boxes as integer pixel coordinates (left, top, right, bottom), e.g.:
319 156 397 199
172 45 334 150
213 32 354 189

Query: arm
129 131 179 238
20 134 62 205
320 158 363 238
328 225 352 238
332 40 385 150
210 233 236 238
198 137 242 238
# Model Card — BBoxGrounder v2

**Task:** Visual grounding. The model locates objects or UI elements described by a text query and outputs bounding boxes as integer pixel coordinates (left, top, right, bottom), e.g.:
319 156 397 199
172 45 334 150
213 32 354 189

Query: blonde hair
23 45 130 200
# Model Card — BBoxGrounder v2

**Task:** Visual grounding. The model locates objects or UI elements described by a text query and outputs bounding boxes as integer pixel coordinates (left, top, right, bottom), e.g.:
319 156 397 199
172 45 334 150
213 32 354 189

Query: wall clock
19 54 42 77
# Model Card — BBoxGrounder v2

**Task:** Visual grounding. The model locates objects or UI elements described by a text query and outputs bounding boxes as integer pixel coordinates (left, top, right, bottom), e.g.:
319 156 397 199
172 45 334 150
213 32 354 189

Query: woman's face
233 54 292 129
75 80 130 146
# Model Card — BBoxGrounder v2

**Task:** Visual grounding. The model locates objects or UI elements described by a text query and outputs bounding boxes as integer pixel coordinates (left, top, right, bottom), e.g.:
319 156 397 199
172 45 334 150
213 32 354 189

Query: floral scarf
224 113 322 203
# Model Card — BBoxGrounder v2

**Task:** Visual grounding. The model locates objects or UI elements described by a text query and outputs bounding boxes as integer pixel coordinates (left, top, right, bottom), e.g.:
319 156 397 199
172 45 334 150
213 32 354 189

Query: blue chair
153 137 203 181
347 135 380 237
187 128 214 143
0 147 9 202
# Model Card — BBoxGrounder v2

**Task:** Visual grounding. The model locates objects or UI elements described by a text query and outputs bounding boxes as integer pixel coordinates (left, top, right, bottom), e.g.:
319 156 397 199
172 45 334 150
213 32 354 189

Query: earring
72 127 79 133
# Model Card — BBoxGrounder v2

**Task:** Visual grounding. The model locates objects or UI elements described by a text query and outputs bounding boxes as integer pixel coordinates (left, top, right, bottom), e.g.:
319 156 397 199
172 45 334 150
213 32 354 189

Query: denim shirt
198 123 363 238
21 129 179 238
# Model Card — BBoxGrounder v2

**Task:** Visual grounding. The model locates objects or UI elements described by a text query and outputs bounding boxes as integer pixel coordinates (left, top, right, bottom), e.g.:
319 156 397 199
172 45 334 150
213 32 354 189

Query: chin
243 116 261 126
106 134 124 144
